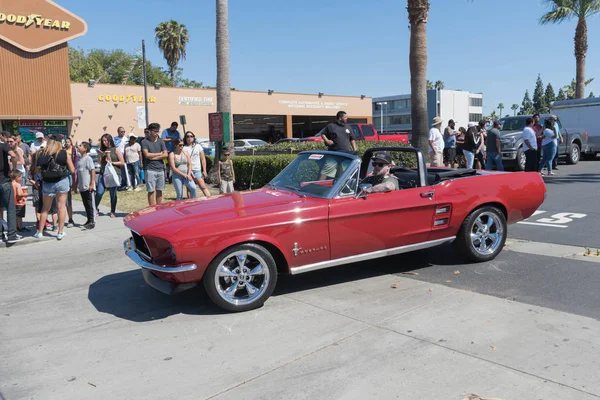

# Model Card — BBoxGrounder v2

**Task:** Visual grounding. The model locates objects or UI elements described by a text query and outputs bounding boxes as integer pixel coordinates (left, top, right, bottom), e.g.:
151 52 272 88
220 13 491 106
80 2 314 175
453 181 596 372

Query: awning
0 116 77 120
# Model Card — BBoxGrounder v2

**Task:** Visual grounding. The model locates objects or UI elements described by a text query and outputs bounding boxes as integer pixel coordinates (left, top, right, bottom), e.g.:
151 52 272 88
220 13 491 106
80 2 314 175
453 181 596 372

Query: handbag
103 163 121 188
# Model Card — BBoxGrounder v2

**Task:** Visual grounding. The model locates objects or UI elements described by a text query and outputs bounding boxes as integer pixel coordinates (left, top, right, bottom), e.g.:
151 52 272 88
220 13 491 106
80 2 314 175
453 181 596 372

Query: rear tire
567 143 580 165
454 206 507 262
204 243 278 312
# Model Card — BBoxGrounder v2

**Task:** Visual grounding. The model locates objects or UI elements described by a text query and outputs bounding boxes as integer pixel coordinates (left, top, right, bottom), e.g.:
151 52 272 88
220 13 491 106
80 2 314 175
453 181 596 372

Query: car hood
123 188 317 237
500 130 523 138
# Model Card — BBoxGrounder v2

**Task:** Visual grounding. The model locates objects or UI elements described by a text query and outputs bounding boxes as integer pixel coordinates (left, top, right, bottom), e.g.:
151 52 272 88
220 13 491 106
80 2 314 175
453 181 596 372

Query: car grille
131 231 151 261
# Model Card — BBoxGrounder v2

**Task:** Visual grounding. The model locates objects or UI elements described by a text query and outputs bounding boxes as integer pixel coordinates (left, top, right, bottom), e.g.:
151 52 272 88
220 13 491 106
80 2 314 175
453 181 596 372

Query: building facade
372 89 483 133
0 1 371 144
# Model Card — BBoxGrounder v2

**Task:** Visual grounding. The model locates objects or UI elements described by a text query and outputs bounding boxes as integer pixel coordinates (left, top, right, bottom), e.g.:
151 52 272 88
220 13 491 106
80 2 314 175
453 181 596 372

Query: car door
328 185 438 260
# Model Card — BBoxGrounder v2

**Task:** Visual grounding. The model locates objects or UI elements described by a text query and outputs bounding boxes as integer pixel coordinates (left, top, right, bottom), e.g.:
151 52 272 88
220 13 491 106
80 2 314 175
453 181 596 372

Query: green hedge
208 140 416 190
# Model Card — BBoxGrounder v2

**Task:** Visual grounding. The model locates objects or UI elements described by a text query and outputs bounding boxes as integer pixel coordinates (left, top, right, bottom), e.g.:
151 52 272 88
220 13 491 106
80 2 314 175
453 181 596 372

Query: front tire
454 206 507 262
515 147 526 171
204 243 278 312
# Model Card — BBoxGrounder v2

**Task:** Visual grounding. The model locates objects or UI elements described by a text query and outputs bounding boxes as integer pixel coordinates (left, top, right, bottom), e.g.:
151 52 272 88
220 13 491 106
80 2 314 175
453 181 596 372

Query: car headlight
501 137 516 146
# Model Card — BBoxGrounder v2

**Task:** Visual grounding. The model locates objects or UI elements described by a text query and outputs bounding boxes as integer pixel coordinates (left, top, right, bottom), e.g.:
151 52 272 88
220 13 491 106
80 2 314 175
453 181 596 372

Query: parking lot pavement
508 157 600 248
3 199 600 399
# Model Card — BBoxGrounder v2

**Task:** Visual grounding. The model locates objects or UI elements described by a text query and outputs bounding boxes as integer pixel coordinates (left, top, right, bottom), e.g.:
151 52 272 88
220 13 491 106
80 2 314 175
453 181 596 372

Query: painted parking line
517 210 587 229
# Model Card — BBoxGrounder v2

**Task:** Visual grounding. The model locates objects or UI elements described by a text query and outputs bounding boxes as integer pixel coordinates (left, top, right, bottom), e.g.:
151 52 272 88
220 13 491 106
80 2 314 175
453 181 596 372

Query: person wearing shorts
141 123 168 206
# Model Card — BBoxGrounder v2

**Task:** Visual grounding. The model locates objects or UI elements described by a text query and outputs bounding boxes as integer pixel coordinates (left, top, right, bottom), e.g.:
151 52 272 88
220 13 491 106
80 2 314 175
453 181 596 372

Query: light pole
376 101 387 134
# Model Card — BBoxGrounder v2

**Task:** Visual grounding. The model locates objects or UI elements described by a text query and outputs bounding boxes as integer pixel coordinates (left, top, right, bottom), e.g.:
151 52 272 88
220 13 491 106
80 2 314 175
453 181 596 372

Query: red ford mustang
123 147 546 312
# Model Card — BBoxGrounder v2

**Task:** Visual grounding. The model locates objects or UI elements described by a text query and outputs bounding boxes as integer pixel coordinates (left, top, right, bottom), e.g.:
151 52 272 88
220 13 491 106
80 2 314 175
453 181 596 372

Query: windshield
268 153 355 198
499 117 528 131
249 140 267 146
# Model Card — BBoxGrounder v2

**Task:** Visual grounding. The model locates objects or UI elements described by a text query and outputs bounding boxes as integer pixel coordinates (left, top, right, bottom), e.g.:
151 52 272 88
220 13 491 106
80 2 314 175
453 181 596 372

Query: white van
552 97 600 158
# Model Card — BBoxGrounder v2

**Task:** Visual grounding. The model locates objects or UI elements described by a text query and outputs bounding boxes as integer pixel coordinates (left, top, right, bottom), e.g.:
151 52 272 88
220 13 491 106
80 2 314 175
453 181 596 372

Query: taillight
144 236 177 267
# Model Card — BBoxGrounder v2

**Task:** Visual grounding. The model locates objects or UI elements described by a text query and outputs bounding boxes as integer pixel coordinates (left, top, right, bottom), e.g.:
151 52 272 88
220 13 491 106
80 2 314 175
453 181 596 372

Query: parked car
551 97 599 159
123 145 546 312
233 139 269 151
299 123 410 143
499 114 590 171
196 139 216 157
89 145 100 171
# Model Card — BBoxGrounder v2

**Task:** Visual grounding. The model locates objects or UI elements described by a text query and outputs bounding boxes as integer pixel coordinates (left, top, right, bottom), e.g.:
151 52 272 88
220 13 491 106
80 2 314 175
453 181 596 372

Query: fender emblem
292 243 301 257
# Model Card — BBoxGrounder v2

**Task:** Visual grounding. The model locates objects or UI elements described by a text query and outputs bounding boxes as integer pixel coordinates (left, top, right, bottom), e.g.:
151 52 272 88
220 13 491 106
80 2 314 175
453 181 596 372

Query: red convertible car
123 147 546 312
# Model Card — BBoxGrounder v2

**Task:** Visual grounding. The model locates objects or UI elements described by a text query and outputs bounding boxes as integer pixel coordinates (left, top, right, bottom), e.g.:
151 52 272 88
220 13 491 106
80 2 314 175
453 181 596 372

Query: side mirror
356 183 372 199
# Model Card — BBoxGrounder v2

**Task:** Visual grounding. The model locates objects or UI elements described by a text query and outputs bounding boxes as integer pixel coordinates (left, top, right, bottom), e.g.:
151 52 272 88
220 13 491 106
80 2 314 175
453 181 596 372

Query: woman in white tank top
183 131 211 198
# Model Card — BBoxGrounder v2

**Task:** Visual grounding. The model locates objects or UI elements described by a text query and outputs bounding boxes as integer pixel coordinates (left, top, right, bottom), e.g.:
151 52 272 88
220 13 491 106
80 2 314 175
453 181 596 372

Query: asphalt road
392 156 600 320
508 156 600 248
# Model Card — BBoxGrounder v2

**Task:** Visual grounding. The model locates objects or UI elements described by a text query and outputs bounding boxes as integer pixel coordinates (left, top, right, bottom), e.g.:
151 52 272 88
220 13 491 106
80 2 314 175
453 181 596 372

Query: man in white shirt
29 132 46 154
113 126 129 190
522 117 538 172
428 116 444 167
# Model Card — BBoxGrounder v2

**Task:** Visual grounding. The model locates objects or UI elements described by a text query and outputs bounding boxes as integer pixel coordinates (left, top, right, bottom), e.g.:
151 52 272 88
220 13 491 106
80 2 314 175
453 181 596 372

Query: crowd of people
0 121 237 243
427 113 561 174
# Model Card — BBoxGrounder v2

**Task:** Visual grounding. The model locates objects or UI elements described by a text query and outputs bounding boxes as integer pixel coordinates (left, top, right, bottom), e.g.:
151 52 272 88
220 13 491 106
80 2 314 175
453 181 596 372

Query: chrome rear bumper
123 237 197 273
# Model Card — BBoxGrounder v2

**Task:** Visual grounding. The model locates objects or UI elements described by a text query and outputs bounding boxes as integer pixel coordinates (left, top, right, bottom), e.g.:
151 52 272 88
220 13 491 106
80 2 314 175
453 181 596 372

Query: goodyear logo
0 13 71 30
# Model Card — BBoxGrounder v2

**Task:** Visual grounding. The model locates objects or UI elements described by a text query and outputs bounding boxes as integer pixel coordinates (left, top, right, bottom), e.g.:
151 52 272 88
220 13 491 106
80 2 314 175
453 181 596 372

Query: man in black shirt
321 111 357 152
484 120 504 171
0 134 21 243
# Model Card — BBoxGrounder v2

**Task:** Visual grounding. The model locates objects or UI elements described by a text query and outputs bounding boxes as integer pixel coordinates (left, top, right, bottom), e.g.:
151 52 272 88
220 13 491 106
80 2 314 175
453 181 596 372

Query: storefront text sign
179 96 213 106
278 100 349 110
0 0 87 53
98 95 156 104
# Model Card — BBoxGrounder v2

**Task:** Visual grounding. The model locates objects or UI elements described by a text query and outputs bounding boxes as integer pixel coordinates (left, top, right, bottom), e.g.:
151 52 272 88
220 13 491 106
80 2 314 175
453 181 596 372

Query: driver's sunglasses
372 161 387 167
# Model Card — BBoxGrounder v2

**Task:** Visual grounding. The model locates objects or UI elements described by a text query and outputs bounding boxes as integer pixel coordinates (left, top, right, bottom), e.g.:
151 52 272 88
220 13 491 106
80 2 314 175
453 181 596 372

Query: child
10 170 28 232
217 149 235 194
76 142 97 229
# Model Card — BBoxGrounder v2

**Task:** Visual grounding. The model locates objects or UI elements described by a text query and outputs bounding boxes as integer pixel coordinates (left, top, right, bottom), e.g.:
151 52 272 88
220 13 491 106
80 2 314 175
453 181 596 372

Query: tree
563 77 595 99
497 103 504 116
540 0 600 98
511 104 519 116
533 74 548 113
426 80 433 90
590 91 596 98
407 0 430 154
217 0 233 152
556 88 567 100
155 20 190 86
519 90 534 115
434 80 444 90
544 83 556 107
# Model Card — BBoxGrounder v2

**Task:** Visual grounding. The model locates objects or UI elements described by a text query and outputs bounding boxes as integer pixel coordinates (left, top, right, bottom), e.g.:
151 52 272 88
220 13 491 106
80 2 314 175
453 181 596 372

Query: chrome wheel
214 250 271 307
469 212 503 256
570 145 580 163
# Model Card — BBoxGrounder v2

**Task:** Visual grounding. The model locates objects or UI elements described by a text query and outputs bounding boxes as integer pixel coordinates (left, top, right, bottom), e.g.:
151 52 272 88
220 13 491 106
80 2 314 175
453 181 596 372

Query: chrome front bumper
123 237 197 273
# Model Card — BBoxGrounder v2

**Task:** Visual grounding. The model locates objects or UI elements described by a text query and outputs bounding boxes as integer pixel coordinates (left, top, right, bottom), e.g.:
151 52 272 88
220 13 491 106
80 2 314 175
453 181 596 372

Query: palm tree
511 104 519 116
540 0 600 98
154 20 189 86
408 0 430 153
216 0 232 151
497 103 504 116
434 80 444 90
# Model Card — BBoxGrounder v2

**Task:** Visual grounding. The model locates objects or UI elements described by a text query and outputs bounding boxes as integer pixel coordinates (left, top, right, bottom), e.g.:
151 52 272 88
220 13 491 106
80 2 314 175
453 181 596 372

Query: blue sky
60 0 599 116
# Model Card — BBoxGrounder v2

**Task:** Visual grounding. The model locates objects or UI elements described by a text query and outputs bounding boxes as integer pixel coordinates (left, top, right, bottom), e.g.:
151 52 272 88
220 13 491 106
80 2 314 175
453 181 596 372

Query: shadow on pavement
543 172 600 185
88 269 223 322
89 244 469 321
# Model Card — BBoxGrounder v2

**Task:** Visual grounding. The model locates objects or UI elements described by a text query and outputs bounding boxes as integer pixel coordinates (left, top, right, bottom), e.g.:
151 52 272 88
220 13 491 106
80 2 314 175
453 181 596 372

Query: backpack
37 152 67 182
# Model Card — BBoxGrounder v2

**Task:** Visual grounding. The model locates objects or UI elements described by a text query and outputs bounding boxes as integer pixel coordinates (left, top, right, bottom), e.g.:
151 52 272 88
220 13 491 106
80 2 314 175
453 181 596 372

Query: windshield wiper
282 185 306 198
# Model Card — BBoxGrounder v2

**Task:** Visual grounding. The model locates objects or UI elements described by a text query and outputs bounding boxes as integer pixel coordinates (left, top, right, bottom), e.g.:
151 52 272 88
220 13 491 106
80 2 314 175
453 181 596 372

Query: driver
360 152 399 193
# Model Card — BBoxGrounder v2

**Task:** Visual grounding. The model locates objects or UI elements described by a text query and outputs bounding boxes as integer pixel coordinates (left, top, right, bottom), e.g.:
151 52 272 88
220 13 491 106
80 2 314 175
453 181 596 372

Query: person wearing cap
360 152 399 193
124 134 142 191
443 119 457 168
485 120 504 171
30 132 46 154
428 117 444 167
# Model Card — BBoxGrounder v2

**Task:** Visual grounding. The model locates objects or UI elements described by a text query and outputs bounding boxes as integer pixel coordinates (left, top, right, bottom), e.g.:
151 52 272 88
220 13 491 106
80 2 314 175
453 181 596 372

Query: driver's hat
372 152 392 165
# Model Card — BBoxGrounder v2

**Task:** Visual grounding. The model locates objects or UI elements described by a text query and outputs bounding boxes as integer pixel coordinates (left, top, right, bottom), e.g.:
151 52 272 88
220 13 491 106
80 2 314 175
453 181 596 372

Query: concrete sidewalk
1 199 600 399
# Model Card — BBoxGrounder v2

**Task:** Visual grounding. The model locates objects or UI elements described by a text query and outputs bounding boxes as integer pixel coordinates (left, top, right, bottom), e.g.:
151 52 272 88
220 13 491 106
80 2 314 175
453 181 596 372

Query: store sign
278 100 349 110
98 95 156 103
179 96 214 106
0 0 87 53
44 120 66 127
19 120 43 127
209 113 223 141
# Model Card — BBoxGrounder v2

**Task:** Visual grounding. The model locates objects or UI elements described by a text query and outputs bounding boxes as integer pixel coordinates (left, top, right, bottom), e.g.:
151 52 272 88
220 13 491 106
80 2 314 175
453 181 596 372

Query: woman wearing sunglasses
168 138 197 200
183 131 211 198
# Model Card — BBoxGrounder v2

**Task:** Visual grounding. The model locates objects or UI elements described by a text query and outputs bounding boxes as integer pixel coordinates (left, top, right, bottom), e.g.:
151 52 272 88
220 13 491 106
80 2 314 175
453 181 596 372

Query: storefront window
233 114 285 143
